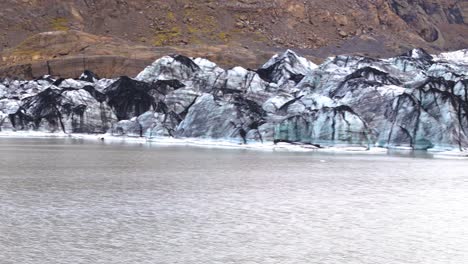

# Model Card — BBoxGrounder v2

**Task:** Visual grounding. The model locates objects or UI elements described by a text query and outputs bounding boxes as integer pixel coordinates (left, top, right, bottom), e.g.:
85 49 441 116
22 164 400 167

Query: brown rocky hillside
0 0 466 79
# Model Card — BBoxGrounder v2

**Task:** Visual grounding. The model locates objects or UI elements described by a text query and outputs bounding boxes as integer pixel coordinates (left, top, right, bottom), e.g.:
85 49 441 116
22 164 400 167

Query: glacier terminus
1 48 468 153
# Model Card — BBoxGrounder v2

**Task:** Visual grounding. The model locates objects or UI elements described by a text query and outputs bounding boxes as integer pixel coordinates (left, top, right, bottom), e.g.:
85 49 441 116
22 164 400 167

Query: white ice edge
1 131 468 158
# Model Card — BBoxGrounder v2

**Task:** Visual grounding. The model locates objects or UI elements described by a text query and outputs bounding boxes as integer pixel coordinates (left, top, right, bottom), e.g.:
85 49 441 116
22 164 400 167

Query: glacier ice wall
1 48 467 151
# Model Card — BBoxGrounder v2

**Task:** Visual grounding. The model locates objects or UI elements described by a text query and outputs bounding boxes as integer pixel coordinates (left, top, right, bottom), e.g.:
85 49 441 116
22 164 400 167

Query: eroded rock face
1 1 467 81
389 0 466 43
1 49 467 151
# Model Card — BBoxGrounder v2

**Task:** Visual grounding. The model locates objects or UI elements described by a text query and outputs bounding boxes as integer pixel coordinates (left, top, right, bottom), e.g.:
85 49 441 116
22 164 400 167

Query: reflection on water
0 138 467 264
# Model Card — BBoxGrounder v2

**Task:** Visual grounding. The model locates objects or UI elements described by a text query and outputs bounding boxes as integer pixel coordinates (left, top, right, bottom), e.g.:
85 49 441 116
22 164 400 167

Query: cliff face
0 0 466 78
389 0 467 43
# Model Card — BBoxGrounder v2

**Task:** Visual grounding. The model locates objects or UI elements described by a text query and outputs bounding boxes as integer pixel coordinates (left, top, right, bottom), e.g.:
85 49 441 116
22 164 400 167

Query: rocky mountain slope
1 48 467 152
0 0 466 79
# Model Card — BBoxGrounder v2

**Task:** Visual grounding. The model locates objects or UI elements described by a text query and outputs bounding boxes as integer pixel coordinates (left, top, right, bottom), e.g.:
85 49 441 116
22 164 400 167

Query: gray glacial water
0 138 467 264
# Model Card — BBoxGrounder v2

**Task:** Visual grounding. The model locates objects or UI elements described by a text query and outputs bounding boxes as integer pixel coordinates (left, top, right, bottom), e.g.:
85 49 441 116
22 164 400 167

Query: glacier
1 48 467 152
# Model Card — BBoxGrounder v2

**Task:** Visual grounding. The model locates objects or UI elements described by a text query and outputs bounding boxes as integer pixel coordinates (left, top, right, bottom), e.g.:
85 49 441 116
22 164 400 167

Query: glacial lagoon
0 137 467 263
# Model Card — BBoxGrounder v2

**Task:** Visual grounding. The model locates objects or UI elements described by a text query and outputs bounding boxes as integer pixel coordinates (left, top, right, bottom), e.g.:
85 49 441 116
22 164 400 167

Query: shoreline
0 131 467 159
